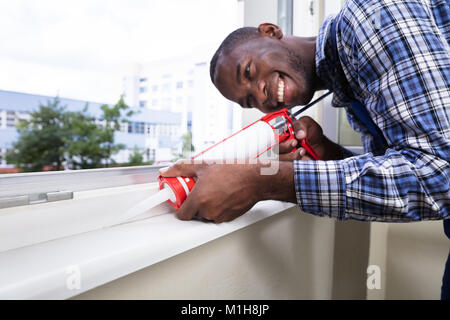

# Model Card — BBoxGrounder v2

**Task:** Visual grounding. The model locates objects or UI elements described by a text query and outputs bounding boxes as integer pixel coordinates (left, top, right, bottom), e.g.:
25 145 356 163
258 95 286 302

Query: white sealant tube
193 120 278 161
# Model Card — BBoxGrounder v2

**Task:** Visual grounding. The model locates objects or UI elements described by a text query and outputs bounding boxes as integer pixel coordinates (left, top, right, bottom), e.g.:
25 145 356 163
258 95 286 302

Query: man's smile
277 75 285 104
268 72 288 110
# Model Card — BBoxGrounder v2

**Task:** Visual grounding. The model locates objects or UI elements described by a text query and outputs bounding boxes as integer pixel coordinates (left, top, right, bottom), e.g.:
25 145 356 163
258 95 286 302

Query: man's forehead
214 43 252 84
214 52 242 101
213 38 268 100
215 52 239 79
214 37 270 81
217 40 258 66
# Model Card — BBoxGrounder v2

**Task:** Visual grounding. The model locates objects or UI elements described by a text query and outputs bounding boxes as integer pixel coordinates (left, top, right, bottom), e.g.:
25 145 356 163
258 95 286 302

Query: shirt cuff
293 160 347 220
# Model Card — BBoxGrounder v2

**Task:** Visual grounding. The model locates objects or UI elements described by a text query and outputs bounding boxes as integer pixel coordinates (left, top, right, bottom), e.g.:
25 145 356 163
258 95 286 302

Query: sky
0 0 242 104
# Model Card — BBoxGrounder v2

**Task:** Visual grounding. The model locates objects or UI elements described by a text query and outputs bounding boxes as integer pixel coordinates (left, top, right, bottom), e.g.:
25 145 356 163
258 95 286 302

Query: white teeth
277 78 285 103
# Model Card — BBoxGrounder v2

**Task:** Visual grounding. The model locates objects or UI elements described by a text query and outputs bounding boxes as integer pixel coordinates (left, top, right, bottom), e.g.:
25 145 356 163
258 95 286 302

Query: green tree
97 96 134 167
172 131 195 160
182 131 195 157
6 98 68 172
7 95 135 172
64 106 107 169
127 146 145 166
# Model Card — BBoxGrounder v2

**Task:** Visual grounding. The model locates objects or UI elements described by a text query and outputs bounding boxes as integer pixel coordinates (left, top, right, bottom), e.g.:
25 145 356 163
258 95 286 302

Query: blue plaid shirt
294 0 449 222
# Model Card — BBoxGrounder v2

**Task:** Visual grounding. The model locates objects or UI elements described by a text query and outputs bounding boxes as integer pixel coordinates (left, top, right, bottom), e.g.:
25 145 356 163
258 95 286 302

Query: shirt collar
315 14 353 106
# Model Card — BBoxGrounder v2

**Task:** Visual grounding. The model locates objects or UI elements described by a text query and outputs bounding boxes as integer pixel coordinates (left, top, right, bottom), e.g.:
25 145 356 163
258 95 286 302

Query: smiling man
160 0 449 298
212 24 320 112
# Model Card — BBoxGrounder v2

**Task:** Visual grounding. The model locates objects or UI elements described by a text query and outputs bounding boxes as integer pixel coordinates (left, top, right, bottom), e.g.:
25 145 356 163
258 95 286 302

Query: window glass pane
338 109 363 146
6 111 16 128
162 83 170 92
0 1 243 172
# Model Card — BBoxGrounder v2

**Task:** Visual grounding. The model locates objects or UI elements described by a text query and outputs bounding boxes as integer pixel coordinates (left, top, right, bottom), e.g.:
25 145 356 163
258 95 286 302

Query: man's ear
258 23 283 39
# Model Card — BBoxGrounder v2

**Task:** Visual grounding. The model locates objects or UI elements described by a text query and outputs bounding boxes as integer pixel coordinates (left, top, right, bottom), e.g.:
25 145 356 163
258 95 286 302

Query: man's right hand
278 116 343 161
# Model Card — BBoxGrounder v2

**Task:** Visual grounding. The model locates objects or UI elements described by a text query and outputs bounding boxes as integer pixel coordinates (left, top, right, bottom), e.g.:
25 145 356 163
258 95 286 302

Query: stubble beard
285 47 315 105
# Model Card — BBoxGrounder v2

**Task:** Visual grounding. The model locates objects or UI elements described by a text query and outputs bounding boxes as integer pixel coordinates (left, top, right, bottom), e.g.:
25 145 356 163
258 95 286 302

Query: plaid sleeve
294 159 347 220
294 149 449 222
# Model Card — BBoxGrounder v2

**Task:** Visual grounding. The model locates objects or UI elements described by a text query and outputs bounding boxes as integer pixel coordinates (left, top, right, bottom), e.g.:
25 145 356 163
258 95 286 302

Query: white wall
368 221 449 300
73 207 337 299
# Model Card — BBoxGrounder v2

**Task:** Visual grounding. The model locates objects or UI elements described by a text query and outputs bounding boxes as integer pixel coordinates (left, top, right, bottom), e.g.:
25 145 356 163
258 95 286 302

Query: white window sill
0 199 295 299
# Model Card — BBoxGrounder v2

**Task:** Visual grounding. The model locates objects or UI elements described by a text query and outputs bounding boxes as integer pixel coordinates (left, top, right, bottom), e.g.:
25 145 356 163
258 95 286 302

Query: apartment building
0 90 182 169
122 53 242 157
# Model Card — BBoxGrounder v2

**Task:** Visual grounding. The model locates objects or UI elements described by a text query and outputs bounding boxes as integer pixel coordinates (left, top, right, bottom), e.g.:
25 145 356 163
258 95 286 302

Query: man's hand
159 160 296 223
278 116 343 161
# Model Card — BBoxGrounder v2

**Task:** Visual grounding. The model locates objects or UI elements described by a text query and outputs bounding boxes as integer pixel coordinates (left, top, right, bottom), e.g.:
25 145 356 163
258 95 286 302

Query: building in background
122 51 242 157
0 89 182 169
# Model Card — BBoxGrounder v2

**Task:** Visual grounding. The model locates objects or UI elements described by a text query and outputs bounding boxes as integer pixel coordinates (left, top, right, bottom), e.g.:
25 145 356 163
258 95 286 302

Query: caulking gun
115 91 331 224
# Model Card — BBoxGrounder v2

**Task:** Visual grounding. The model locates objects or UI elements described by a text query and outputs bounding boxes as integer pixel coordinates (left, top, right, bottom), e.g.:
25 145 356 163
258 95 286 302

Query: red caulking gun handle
300 138 322 160
274 108 321 160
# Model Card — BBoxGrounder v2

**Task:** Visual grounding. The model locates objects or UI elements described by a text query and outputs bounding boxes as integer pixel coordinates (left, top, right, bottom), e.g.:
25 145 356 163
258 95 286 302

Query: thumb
175 188 199 221
293 117 311 140
158 159 201 177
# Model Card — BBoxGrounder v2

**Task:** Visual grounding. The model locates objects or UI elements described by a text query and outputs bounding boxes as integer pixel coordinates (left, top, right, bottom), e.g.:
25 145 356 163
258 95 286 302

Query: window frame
0 165 166 209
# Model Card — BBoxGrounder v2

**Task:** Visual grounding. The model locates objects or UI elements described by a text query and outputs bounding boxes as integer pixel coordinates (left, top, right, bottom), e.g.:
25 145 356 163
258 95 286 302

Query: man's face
214 35 315 113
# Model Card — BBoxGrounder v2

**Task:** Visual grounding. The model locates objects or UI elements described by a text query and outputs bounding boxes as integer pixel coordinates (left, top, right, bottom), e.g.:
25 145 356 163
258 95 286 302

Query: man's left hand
159 161 263 223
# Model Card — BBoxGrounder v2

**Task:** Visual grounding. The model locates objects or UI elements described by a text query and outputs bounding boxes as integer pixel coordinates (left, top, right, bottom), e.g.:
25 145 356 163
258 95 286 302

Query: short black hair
209 27 259 84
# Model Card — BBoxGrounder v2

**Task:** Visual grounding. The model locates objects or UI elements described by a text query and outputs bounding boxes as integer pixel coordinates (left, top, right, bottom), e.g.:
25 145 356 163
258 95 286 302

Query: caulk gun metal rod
272 91 332 129
291 90 332 120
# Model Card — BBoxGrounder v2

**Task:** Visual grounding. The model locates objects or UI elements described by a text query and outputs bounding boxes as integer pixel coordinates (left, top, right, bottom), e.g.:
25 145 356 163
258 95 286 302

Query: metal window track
0 165 166 209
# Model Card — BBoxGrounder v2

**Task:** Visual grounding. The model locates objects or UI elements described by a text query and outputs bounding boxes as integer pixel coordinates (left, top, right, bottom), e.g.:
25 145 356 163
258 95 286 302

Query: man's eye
244 64 251 79
246 95 253 108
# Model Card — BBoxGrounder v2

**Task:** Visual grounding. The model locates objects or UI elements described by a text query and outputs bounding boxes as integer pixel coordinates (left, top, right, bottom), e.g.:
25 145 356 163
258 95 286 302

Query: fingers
293 116 313 140
293 116 324 148
278 139 298 154
175 187 199 221
214 201 257 223
279 148 305 161
158 159 203 177
175 188 219 222
299 153 314 161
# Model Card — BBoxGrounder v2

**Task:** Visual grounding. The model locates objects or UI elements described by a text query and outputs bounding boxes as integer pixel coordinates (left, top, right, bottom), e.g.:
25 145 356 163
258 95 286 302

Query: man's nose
253 80 267 108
